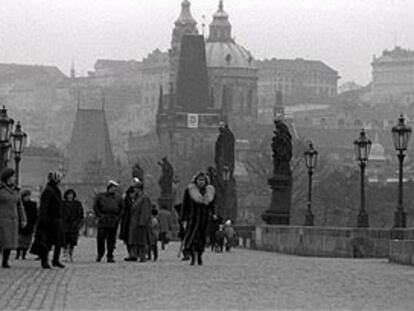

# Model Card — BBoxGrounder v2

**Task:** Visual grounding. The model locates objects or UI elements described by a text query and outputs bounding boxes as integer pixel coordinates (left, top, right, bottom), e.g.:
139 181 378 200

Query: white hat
225 219 232 226
107 180 120 188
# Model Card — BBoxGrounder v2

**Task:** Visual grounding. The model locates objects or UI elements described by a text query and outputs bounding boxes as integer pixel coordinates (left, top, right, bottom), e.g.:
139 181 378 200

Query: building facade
372 46 414 105
256 58 339 124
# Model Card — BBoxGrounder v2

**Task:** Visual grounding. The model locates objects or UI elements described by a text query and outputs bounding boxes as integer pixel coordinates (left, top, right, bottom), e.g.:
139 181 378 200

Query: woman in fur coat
181 171 216 266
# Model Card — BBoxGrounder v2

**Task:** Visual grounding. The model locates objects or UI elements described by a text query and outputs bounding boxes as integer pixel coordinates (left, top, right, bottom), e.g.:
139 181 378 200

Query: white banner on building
187 113 199 128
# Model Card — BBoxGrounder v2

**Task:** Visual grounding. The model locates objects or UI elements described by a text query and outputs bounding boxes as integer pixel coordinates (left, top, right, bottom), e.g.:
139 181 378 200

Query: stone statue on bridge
262 118 293 225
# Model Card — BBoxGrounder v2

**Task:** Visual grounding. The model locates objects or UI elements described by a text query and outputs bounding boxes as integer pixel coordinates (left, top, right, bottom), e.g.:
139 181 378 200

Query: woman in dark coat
30 171 65 269
62 189 84 262
16 190 37 260
181 171 216 266
0 168 26 268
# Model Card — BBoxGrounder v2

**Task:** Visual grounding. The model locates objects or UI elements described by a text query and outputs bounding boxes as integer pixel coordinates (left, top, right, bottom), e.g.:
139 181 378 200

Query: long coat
0 183 26 249
181 184 215 253
18 200 38 249
31 182 64 255
128 193 152 247
63 199 84 246
119 195 134 244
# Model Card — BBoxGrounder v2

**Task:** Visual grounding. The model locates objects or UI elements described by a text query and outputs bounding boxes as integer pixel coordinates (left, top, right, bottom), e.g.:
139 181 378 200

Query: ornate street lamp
354 129 371 228
304 142 318 226
0 106 14 171
391 114 411 228
11 121 27 186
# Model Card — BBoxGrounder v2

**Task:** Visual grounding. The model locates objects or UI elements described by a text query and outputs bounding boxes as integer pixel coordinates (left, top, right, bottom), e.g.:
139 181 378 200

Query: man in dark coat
181 171 216 266
30 171 65 269
93 180 123 263
125 181 151 262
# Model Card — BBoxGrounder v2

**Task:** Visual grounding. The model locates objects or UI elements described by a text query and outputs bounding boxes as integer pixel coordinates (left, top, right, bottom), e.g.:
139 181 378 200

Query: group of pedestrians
0 167 232 269
94 178 173 263
0 169 84 269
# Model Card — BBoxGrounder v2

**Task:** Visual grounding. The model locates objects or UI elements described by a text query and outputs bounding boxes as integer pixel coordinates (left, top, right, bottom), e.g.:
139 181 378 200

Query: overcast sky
1 0 413 85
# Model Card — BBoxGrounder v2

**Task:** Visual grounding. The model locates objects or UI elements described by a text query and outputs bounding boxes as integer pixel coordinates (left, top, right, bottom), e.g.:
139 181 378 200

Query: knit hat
48 171 62 183
0 167 15 182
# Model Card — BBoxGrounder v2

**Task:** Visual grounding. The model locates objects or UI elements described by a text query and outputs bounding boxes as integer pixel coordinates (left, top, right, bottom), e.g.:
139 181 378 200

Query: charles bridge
1 237 414 310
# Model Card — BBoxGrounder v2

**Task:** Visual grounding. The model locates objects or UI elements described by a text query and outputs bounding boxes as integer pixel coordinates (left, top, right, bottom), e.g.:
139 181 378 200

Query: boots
15 248 21 260
197 252 203 266
22 249 27 260
41 253 51 269
190 252 195 266
52 246 65 268
2 249 11 268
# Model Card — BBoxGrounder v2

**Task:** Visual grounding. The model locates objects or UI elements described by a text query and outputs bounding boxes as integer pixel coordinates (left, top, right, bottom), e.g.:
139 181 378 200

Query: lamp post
304 142 318 226
0 106 14 171
354 129 371 228
222 162 230 220
391 114 411 228
11 121 27 186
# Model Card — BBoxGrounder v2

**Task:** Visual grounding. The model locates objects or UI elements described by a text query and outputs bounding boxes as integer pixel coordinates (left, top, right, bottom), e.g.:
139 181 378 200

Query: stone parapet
389 240 414 266
254 225 414 258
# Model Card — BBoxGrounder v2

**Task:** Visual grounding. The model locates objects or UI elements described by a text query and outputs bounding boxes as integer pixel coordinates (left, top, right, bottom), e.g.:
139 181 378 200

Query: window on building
338 119 345 128
354 119 363 127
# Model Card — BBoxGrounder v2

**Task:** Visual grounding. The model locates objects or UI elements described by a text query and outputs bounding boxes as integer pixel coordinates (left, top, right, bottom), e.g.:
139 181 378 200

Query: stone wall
253 225 414 258
389 240 414 266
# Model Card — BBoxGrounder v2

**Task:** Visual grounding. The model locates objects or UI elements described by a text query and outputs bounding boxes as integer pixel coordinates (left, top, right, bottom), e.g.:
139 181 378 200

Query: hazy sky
1 0 414 85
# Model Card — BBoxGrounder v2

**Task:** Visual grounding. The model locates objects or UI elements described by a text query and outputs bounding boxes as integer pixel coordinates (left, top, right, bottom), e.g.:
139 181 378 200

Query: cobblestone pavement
1 237 414 310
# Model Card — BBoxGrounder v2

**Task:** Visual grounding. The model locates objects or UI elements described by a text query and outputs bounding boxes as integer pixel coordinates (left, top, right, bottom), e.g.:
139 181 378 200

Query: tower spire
208 0 232 42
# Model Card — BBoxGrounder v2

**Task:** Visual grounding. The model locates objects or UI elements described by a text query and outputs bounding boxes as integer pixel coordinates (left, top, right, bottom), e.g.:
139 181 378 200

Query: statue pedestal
262 174 292 225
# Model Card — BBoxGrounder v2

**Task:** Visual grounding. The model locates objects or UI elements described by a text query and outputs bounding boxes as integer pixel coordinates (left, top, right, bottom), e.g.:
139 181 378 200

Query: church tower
169 0 198 89
207 0 232 43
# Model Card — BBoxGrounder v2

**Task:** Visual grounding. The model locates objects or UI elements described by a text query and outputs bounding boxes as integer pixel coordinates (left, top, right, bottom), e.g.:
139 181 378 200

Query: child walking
148 209 160 261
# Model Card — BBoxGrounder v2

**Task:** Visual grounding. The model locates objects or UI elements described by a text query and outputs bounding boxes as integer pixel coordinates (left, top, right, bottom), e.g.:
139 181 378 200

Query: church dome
205 41 255 69
205 0 255 69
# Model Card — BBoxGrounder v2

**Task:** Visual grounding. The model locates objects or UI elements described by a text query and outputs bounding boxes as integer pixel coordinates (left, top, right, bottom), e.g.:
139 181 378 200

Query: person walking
16 190 37 260
208 214 222 252
181 171 216 266
174 203 189 261
158 205 173 250
30 171 65 269
224 219 236 252
0 168 27 268
62 189 84 262
125 181 151 262
147 208 160 261
93 180 123 263
120 186 137 257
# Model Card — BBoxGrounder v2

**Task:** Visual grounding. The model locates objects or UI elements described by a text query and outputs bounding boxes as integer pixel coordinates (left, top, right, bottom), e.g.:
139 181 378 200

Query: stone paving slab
1 237 414 310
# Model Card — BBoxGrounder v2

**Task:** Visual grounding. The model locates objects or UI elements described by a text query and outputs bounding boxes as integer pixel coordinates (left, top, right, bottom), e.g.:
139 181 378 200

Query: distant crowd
0 168 236 269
